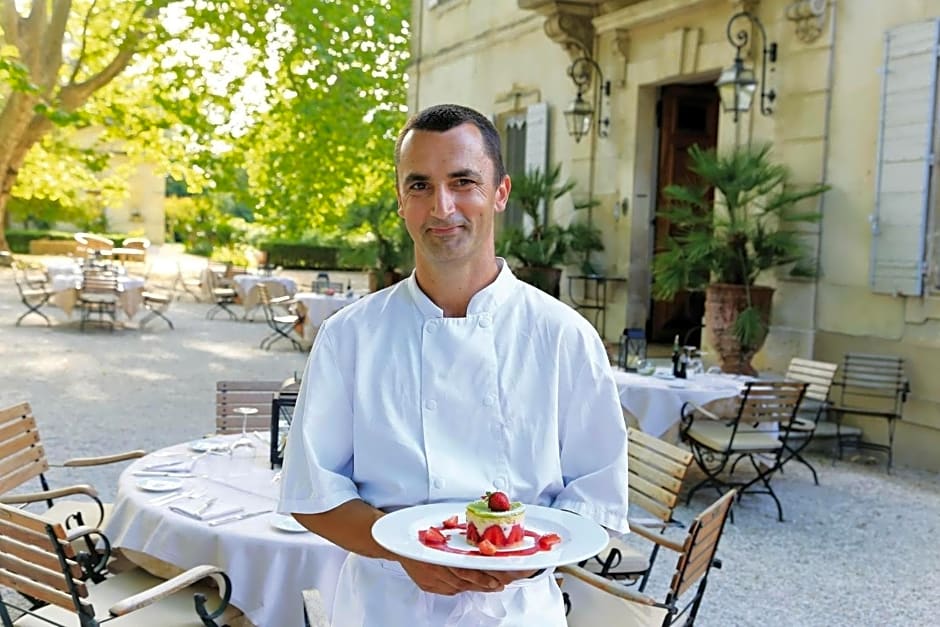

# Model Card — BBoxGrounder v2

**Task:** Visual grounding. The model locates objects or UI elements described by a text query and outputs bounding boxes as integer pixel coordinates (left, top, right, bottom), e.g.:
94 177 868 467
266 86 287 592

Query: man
279 104 628 625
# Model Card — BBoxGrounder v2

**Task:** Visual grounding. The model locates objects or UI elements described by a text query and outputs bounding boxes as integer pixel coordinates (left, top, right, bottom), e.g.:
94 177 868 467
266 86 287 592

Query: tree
0 0 410 251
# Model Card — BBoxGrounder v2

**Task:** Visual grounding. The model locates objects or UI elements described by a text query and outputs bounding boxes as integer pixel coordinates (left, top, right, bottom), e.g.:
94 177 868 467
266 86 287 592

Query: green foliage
651 143 828 345
497 165 602 269
342 196 413 273
165 196 238 257
3 228 133 254
260 241 339 269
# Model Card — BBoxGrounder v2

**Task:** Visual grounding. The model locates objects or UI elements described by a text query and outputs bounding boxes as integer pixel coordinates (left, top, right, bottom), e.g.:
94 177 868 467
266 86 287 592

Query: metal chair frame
257 283 304 351
140 290 174 330
204 269 238 320
780 357 839 485
828 352 909 471
11 261 51 326
680 381 807 522
78 271 120 332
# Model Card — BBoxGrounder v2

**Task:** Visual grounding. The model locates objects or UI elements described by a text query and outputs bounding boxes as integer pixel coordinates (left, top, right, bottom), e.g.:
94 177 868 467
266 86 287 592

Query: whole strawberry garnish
487 491 511 512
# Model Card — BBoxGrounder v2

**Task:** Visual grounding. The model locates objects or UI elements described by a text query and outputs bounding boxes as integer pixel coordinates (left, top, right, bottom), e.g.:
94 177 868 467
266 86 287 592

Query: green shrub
4 229 132 253
259 240 338 269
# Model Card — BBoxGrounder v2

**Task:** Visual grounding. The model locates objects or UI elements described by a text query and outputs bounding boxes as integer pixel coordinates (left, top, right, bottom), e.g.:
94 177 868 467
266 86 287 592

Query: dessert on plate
465 491 525 548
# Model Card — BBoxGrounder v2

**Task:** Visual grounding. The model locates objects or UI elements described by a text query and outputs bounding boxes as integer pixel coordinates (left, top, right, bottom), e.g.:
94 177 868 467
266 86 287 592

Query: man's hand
398 557 538 595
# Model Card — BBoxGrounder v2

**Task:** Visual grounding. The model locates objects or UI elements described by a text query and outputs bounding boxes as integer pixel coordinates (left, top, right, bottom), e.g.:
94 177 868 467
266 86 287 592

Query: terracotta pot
704 283 775 375
368 270 404 292
514 266 562 298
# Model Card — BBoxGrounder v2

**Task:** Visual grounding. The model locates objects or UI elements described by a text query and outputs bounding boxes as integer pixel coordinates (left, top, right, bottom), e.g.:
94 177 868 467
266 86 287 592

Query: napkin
169 502 244 521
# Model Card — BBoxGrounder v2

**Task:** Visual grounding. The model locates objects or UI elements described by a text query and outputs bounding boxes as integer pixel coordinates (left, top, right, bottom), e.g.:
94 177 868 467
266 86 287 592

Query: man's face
396 123 510 269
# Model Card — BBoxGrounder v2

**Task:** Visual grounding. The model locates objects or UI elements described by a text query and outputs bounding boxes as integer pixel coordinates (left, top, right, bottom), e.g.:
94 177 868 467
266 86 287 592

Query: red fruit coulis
418 522 556 557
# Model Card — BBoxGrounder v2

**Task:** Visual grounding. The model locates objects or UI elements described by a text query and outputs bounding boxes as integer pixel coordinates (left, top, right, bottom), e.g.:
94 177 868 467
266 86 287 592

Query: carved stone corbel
614 28 630 61
542 9 595 60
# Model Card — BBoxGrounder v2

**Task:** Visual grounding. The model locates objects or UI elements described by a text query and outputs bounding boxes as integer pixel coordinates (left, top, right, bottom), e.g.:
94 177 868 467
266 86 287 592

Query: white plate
269 514 307 533
188 439 228 453
136 478 183 492
372 503 608 571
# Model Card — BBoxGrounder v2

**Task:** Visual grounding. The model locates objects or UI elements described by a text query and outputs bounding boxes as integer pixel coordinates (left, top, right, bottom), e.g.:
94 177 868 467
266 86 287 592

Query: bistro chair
560 490 735 627
828 352 909 471
78 269 120 332
0 402 145 533
11 260 51 327
780 357 843 485
140 290 174 330
171 262 204 302
583 428 693 590
203 268 238 320
73 233 114 258
215 380 287 435
256 283 304 351
680 381 807 522
0 503 239 627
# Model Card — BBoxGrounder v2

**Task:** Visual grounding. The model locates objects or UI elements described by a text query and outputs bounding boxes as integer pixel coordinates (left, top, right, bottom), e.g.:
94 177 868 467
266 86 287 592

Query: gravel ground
2 247 939 626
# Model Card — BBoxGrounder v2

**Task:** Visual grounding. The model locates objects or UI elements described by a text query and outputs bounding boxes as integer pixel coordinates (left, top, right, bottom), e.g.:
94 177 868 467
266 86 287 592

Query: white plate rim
269 514 307 533
188 439 227 452
372 503 608 571
136 478 183 492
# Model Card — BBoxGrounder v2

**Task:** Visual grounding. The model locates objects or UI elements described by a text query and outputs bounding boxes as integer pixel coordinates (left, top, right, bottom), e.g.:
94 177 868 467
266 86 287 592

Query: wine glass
230 406 258 455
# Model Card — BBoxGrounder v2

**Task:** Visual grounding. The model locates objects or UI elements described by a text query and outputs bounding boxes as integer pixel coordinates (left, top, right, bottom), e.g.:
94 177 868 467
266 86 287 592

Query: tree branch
68 0 97 85
58 35 139 111
34 0 72 92
1 0 21 49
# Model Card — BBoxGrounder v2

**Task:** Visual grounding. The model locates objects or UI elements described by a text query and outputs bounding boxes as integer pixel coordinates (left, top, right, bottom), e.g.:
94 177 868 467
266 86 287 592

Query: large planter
704 283 775 375
368 269 404 292
514 266 562 298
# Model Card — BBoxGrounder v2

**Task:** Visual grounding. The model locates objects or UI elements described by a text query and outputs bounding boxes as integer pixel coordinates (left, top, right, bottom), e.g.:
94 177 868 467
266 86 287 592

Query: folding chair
171 262 203 302
680 381 807 522
583 428 693 590
78 270 120 332
780 357 841 485
203 268 238 320
215 380 286 435
257 283 304 351
828 352 909 471
11 261 51 327
139 290 174 330
0 402 145 532
0 504 238 627
560 490 736 627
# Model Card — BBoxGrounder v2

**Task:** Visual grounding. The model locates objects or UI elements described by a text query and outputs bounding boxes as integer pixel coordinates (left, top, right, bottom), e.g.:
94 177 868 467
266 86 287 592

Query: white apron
330 554 566 627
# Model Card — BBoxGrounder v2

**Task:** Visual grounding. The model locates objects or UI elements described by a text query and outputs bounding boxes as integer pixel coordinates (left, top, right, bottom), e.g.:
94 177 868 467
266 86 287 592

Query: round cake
465 493 526 548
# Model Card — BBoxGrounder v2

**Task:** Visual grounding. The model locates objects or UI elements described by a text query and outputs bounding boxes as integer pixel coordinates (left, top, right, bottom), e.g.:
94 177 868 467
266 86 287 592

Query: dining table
612 367 750 438
231 274 298 317
48 272 146 318
102 434 348 627
292 291 360 339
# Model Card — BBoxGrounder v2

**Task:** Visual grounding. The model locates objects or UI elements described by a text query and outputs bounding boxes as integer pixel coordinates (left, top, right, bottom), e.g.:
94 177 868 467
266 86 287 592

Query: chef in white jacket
279 104 629 626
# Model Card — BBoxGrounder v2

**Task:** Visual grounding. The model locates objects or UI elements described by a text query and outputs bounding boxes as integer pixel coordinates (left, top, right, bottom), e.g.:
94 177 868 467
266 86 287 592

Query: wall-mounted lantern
715 11 778 122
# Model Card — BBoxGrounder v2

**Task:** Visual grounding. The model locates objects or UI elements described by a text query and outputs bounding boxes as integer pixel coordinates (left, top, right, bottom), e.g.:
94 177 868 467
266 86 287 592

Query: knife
207 509 272 527
133 471 196 478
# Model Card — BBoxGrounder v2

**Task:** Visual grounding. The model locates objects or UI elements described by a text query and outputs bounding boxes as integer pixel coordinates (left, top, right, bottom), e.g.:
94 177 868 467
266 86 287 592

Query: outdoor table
292 291 359 339
613 368 749 438
231 274 298 317
103 434 348 627
48 273 146 318
43 258 81 278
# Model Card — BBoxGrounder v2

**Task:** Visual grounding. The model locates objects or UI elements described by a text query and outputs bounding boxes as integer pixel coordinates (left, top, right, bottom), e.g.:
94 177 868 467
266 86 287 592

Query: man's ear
494 175 511 214
396 189 404 217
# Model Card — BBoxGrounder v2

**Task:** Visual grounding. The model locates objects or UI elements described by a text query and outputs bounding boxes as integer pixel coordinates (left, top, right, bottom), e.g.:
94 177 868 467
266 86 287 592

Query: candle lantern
618 328 647 371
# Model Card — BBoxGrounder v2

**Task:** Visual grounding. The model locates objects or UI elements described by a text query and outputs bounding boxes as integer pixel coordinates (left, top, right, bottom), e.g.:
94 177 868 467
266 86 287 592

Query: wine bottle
671 334 680 377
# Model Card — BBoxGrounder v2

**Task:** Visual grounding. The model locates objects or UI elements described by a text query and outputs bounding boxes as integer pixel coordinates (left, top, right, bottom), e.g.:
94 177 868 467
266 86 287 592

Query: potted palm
343 196 413 291
497 164 602 297
651 144 828 374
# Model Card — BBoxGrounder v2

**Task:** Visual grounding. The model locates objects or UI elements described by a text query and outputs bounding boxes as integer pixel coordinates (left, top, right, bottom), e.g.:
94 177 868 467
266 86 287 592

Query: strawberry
466 523 480 544
507 525 523 545
487 491 511 512
537 533 561 550
483 525 507 547
425 527 447 545
442 515 459 529
477 539 498 556
418 530 427 543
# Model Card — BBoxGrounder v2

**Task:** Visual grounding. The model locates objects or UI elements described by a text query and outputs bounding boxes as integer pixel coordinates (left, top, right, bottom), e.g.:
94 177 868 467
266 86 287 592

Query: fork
150 489 205 507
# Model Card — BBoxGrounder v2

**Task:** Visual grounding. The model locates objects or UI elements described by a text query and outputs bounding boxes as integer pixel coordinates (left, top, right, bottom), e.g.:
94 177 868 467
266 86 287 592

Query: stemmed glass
231 406 258 455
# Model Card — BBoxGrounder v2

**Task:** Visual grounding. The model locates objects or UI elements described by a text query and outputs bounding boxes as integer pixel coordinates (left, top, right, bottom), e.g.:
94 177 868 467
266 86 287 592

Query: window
495 102 548 234
871 19 940 296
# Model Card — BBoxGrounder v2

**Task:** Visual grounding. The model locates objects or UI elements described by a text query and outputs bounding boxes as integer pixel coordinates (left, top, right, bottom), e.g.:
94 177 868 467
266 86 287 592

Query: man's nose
431 186 456 218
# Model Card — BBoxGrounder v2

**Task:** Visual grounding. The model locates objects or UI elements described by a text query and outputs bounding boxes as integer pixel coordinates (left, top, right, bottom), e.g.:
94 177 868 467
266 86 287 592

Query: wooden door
649 84 719 344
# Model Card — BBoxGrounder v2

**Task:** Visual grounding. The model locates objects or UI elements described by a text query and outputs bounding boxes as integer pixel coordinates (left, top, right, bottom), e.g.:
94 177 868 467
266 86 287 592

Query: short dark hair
394 104 506 184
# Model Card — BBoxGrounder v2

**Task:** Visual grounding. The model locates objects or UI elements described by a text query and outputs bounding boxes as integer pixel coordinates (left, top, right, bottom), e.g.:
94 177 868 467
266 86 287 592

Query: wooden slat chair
583 428 693 590
560 490 735 627
140 290 174 330
171 262 203 303
256 284 304 351
780 357 845 485
0 402 145 533
215 380 286 435
0 504 239 627
78 270 120 332
203 269 238 321
11 261 51 327
828 352 909 471
680 381 807 522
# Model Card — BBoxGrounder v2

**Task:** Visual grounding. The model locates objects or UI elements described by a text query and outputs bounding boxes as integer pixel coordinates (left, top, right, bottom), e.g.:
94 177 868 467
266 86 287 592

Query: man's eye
409 182 429 191
455 178 474 187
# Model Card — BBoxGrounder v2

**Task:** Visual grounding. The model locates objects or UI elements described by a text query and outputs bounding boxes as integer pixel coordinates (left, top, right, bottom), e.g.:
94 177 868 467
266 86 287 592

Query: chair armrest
557 565 666 608
682 402 722 422
0 484 99 504
109 565 232 619
628 522 685 554
65 525 112 581
58 450 147 467
270 295 294 305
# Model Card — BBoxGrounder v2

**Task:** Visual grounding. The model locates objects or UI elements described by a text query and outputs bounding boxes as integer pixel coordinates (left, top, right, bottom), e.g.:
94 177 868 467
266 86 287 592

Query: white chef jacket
279 260 629 626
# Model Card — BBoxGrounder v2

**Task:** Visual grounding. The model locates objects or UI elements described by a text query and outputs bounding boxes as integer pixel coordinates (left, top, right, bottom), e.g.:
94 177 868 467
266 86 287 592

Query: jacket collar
406 258 516 319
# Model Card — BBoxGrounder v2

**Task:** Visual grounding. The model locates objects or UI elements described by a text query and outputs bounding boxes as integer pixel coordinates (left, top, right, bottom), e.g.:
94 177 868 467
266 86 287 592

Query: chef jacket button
425 399 437 411
483 395 496 407
478 315 492 328
433 477 444 489
494 476 507 490
426 321 437 333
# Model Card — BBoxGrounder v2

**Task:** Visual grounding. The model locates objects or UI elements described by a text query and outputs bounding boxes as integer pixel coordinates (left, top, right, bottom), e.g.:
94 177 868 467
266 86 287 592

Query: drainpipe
411 0 423 112
809 0 839 358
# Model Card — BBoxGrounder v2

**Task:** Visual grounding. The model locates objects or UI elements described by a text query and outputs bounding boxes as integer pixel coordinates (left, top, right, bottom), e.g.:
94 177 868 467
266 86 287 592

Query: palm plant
652 143 828 348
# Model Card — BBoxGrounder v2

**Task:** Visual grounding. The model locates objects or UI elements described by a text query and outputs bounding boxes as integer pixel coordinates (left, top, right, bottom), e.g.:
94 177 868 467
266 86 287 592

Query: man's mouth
427 224 463 236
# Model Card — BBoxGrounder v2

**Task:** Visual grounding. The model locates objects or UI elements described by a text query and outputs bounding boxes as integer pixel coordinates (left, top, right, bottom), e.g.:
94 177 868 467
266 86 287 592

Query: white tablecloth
43 258 81 278
231 274 298 315
48 273 146 317
613 369 747 437
103 436 348 627
293 291 359 338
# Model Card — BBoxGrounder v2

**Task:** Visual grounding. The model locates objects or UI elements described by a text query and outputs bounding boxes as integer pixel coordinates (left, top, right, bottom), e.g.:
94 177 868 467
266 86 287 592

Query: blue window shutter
870 19 940 295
